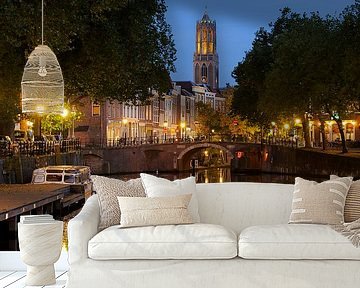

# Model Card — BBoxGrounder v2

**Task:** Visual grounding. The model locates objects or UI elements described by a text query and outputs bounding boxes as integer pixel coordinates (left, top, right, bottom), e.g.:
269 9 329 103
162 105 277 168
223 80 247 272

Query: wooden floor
0 271 67 288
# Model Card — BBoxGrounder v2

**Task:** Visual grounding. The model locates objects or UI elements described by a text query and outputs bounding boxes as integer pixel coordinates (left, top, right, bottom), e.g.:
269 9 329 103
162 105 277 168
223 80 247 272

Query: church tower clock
193 10 219 90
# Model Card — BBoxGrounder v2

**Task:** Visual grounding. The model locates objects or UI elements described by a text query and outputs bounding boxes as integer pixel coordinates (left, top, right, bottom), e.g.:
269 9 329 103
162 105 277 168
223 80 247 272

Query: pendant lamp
21 0 64 115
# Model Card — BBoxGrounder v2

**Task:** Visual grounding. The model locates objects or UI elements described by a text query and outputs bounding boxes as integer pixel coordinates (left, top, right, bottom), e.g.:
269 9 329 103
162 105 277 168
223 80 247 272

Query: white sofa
66 182 360 288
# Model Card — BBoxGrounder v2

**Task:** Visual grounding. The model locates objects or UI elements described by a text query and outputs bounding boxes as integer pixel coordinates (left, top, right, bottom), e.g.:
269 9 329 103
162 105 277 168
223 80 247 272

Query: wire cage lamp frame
21 0 64 115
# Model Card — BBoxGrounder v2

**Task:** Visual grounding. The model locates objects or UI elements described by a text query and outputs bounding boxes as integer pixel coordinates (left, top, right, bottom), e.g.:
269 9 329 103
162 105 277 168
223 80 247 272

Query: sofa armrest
67 194 100 264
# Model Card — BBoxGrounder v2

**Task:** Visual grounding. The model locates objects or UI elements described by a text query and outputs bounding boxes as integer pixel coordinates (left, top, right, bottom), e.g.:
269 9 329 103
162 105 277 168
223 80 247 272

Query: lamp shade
21 45 64 114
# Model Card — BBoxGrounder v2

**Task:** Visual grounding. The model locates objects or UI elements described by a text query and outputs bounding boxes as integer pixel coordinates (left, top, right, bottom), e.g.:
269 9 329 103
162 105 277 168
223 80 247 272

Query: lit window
92 102 100 116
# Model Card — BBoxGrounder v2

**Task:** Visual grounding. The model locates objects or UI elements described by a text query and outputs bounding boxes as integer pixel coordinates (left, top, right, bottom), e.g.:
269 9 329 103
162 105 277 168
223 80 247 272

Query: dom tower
193 10 219 90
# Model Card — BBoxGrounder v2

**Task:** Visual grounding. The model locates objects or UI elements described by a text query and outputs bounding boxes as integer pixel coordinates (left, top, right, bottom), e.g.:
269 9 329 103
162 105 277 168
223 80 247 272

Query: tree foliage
195 102 221 136
196 86 257 140
0 0 176 132
232 3 360 153
231 27 272 126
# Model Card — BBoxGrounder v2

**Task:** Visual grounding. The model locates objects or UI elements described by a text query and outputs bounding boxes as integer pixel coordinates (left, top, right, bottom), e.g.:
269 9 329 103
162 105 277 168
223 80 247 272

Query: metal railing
105 136 180 148
0 139 81 158
101 134 304 148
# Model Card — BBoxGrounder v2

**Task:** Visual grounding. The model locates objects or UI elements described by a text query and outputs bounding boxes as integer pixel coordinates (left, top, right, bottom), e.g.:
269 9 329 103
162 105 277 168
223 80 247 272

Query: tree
232 27 272 127
195 102 221 137
0 0 176 132
232 6 360 153
261 11 329 148
218 86 255 140
340 1 360 110
40 106 82 137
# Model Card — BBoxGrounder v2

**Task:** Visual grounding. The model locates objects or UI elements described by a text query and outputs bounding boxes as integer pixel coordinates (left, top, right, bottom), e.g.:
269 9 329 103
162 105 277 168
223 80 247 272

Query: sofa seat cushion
238 224 360 260
89 223 237 260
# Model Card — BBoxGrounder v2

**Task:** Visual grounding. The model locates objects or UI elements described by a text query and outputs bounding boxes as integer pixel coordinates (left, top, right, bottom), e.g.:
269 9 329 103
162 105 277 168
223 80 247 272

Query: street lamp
163 120 168 142
180 122 186 141
284 123 290 137
62 108 69 139
122 118 128 145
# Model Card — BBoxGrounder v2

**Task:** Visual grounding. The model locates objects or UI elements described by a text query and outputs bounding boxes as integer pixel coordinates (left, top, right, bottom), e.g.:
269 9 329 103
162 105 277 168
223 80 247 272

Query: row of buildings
74 82 225 146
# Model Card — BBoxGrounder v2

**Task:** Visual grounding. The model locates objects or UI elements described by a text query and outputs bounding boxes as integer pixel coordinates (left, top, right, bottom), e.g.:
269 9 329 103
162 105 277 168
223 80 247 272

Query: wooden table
0 184 69 250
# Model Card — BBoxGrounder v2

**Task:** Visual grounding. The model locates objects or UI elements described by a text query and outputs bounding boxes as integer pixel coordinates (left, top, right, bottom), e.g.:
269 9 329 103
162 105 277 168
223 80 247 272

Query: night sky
165 0 355 87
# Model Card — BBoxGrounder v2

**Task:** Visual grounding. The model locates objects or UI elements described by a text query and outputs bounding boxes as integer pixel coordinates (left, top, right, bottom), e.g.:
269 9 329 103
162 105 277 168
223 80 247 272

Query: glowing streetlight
163 120 168 142
295 118 301 125
284 123 290 130
180 122 186 140
62 108 69 118
26 121 33 128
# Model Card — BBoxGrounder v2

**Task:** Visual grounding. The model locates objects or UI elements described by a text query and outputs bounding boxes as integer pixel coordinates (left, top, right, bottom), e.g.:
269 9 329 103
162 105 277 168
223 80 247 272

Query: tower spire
193 10 219 89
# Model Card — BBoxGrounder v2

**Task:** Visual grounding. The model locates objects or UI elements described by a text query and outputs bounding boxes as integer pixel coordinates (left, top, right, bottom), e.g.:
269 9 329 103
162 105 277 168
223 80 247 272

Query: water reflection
110 167 327 184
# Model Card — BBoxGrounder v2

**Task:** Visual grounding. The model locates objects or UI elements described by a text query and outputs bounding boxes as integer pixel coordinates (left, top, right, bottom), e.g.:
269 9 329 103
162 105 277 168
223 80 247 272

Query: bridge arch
177 143 234 171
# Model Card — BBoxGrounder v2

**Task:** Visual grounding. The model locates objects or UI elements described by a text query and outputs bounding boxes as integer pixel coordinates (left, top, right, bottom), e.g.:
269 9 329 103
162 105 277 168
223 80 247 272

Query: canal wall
1 151 82 184
83 146 178 175
260 146 360 178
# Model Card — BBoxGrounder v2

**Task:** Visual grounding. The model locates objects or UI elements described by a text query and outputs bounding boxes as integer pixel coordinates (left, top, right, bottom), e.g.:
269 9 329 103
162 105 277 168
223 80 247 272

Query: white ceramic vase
18 221 63 286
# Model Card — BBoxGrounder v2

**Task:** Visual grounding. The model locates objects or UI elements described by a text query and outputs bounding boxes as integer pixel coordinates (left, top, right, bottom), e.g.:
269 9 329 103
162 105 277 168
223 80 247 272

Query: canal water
110 167 328 184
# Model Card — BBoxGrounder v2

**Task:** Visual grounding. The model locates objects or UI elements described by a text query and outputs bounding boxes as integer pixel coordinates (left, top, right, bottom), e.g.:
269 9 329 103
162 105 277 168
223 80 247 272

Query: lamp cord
41 0 44 45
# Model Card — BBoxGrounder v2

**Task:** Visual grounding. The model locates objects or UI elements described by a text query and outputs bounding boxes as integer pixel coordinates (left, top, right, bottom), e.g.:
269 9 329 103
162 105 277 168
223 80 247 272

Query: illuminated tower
193 10 219 90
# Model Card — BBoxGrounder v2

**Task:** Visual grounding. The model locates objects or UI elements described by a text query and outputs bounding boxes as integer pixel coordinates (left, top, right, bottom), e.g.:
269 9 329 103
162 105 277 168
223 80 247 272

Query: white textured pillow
140 173 200 222
91 175 146 229
289 177 352 225
118 194 193 228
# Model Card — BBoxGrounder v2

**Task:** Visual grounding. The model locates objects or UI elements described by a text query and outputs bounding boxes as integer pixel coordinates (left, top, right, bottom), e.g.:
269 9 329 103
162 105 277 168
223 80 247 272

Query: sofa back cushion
195 182 294 234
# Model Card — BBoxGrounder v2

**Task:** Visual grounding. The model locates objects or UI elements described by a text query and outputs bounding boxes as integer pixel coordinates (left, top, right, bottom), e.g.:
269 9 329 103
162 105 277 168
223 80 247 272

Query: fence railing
0 139 81 158
83 134 303 149
105 136 188 148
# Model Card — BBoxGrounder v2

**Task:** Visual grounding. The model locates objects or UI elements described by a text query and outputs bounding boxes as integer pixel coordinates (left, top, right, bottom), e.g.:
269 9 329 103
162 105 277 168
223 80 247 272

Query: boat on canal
31 165 93 201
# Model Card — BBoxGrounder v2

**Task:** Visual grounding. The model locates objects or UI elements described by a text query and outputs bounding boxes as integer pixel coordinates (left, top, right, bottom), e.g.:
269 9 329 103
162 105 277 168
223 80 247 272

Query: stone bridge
82 142 263 174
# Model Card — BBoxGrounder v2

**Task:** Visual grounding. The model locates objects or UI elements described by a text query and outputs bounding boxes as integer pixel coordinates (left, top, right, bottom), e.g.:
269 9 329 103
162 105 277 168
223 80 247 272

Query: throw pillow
117 194 193 228
91 175 146 229
330 175 360 223
289 177 352 225
140 173 200 222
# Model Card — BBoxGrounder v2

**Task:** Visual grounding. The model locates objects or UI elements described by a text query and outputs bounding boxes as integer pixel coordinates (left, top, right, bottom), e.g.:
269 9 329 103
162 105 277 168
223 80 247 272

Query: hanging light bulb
38 55 47 77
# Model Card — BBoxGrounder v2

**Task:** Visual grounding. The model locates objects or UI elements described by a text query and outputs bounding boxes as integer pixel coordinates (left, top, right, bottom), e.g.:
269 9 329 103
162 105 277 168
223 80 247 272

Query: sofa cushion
289 177 352 225
238 224 360 260
117 194 193 227
140 173 200 222
91 176 146 229
88 223 237 260
331 175 360 222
